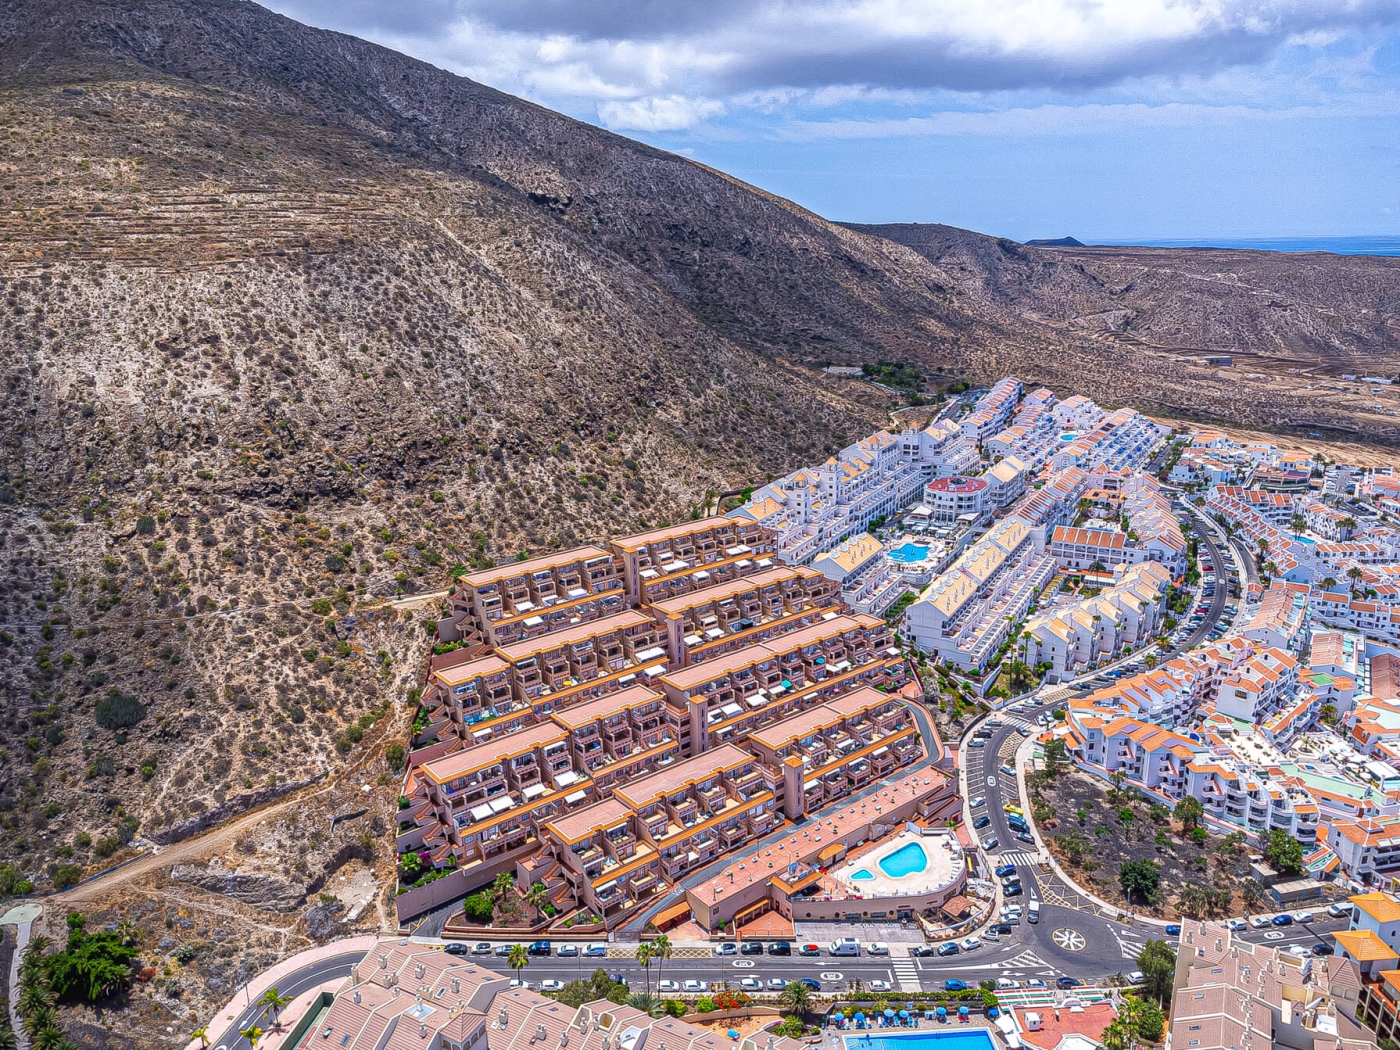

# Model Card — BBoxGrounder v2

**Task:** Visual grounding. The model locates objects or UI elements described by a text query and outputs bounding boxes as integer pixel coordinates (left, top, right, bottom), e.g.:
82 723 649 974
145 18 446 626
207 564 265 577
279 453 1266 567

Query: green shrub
53 864 83 890
135 515 156 535
385 743 407 771
695 996 716 1013
94 689 145 729
462 891 495 923
0 862 33 895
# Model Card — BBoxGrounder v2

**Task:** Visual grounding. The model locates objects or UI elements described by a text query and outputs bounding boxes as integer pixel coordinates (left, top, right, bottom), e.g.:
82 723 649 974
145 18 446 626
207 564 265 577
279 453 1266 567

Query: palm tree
779 980 812 1017
525 881 549 920
23 1007 55 1040
19 982 56 1018
1289 513 1306 537
1321 576 1338 590
626 992 660 1017
190 1026 210 1049
33 1028 73 1050
636 942 654 995
260 986 293 1027
239 1024 265 1048
0 1024 16 1050
650 934 672 988
1348 565 1365 596
508 943 529 985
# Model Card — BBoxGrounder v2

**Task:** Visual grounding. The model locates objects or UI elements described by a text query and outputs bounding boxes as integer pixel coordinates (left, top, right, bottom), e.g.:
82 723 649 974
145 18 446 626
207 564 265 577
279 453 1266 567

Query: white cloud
597 95 728 131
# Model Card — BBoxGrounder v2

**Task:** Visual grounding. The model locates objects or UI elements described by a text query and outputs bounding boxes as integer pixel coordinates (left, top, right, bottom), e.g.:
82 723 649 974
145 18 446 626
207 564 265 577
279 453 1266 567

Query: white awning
643 665 667 679
514 601 536 613
640 568 659 580
565 790 588 804
523 615 545 627
470 804 493 822
720 702 744 718
736 559 753 569
522 783 549 800
872 745 889 756
756 558 774 567
804 779 820 790
567 587 587 599
472 728 493 740
684 634 703 646
556 771 581 788
686 850 700 862
636 646 667 662
489 796 515 814
745 695 767 708
725 545 751 557
694 570 711 580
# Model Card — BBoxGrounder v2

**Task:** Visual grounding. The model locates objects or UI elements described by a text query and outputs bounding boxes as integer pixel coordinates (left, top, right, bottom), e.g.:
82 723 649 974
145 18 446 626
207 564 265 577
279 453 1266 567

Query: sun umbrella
884 1009 895 1018
958 1006 970 1017
898 1011 909 1019
854 1012 865 1022
832 1013 844 1022
935 1007 947 1018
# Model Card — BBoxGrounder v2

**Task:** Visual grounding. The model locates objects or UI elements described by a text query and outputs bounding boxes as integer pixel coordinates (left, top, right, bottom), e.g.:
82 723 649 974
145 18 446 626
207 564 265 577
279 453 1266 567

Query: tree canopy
1118 859 1161 904
1264 829 1304 876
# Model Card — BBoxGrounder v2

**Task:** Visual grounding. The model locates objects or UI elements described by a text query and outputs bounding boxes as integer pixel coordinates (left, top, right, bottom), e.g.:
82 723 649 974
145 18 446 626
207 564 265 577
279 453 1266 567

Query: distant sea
1095 236 1400 257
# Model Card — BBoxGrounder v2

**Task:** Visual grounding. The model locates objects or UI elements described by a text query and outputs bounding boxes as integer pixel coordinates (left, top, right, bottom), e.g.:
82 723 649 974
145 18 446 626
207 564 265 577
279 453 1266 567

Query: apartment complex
297 941 810 1050
402 513 917 928
1172 921 1378 1050
1020 560 1172 680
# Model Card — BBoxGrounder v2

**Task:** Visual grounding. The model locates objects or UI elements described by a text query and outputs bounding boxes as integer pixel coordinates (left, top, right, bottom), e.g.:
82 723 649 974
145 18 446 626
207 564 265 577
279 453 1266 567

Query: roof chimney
353 990 361 1005
421 1023 428 1039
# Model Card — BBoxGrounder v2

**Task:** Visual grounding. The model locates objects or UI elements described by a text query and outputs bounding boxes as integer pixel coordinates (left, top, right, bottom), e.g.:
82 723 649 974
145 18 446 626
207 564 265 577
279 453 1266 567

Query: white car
683 980 709 993
867 980 893 992
1249 916 1273 929
767 978 788 991
970 797 986 809
713 943 737 957
1329 903 1353 919
1226 918 1248 931
995 978 1020 990
1293 911 1315 924
1287 945 1311 959
658 980 681 993
584 943 608 957
868 942 890 955
960 936 982 952
739 977 763 991
510 979 531 990
540 980 566 992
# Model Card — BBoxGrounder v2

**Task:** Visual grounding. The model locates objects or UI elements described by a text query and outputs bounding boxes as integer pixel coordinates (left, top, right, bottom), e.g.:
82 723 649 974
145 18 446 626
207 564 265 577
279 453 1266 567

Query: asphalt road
212 951 365 1050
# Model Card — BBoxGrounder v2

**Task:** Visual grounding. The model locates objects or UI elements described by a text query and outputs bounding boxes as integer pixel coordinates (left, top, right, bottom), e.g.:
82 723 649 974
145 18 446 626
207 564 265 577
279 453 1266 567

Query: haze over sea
1097 236 1400 256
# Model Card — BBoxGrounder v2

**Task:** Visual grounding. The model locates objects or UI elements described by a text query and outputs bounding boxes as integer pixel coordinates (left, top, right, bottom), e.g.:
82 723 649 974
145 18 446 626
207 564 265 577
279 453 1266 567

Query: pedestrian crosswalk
994 849 1041 868
892 955 920 991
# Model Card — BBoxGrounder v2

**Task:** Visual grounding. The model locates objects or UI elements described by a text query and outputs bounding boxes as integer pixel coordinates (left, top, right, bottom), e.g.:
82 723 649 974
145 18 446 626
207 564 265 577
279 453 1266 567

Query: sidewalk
185 935 380 1050
260 978 342 1050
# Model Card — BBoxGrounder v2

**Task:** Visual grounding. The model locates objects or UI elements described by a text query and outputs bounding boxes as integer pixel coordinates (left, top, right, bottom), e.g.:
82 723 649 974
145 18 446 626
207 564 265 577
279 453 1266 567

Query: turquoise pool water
850 869 875 881
1294 535 1316 545
889 543 931 563
878 842 928 878
1058 432 1075 442
843 1033 995 1050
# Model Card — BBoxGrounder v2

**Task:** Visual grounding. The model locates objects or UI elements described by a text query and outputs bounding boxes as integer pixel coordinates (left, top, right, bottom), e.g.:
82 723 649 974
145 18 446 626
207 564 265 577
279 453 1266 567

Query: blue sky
264 0 1400 242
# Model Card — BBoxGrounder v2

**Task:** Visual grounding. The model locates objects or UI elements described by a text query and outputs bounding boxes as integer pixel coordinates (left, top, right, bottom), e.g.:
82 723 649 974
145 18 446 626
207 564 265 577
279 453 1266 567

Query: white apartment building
904 517 1056 671
1021 561 1172 679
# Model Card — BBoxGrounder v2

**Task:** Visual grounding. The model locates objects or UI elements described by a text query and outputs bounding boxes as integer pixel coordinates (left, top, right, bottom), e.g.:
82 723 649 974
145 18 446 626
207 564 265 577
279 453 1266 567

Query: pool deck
829 829 963 898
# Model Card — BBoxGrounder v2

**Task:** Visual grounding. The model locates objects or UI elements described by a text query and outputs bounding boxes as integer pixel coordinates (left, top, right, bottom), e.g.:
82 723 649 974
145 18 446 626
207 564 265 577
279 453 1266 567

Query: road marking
821 972 845 981
986 776 997 786
1264 931 1285 941
732 960 755 968
1052 929 1086 952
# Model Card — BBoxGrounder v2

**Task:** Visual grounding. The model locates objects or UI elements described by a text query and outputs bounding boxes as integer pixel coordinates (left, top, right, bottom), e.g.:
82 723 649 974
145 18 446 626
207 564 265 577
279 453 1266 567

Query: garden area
1029 760 1297 919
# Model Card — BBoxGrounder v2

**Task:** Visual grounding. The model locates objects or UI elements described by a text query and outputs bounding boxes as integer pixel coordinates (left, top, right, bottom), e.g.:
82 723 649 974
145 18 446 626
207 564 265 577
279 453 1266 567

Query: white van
828 937 861 956
1028 900 1041 924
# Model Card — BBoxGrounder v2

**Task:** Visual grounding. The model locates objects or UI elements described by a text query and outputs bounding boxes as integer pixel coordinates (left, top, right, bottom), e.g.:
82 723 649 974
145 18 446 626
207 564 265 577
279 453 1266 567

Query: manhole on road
1052 928 1086 952
821 972 844 981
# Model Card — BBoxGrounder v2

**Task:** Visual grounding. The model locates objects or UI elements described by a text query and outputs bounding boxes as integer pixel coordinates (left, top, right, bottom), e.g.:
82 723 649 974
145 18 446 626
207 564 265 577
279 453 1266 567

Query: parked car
1004 883 1024 897
960 936 982 952
683 980 709 993
528 941 552 956
607 974 628 988
1272 914 1294 927
1165 924 1182 935
1312 943 1336 956
443 943 470 956
1329 903 1353 919
868 980 893 992
1226 919 1248 932
740 941 764 955
944 979 968 992
984 929 1000 943
868 942 890 955
969 739 986 748
973 815 991 829
767 942 792 956
996 978 1021 990
1000 764 1017 777
798 944 822 957
1026 979 1048 989
494 945 515 957
1126 971 1145 985
767 979 788 991
992 923 1013 936
982 836 999 851
714 943 738 956
1016 831 1035 844
912 945 937 957
658 981 681 993
1287 945 1311 959
970 797 986 809
995 864 1018 878
1056 977 1082 990
799 979 821 992
1003 803 1023 815
937 942 960 957
739 977 764 991
1293 911 1315 924
510 979 531 990
584 943 608 957
540 980 566 992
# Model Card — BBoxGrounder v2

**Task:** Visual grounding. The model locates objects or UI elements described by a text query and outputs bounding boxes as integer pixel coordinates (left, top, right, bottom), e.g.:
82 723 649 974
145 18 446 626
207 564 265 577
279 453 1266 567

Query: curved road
212 951 366 1050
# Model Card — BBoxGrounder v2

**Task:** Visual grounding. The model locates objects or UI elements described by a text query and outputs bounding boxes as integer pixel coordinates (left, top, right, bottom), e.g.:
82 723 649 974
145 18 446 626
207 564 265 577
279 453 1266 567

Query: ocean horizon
1091 235 1400 257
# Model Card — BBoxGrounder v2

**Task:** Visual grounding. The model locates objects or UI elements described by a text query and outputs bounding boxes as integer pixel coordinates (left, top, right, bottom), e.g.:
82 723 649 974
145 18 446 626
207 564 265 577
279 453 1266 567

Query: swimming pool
1294 534 1316 545
878 842 929 878
850 869 875 881
888 542 931 564
843 1032 996 1050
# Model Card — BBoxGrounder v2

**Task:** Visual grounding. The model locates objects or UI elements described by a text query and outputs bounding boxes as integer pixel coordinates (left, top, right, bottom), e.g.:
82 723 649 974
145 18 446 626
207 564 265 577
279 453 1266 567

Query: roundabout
1052 928 1087 952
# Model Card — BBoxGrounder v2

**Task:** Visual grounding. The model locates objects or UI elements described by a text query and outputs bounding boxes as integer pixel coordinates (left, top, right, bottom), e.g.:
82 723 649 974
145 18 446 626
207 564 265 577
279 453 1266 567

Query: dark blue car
800 978 821 991
1165 924 1181 935
1272 914 1293 926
